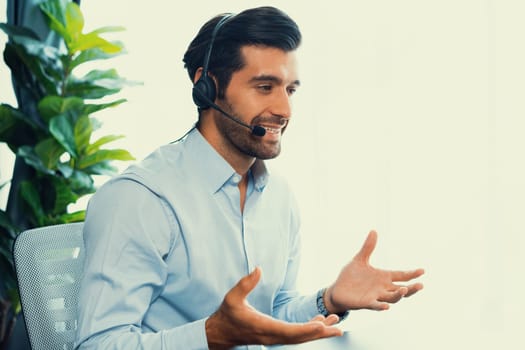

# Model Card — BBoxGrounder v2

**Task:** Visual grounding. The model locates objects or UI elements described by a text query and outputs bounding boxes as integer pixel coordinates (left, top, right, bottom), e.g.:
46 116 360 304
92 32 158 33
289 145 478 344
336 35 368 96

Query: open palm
326 231 424 313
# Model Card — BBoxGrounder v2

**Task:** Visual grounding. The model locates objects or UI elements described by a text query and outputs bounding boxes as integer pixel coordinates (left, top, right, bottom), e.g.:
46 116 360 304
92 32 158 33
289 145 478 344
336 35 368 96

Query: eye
257 84 272 93
287 86 297 96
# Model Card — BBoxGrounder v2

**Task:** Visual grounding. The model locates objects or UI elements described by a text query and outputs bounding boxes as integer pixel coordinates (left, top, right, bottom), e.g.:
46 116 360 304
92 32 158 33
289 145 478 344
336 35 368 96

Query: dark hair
183 6 302 99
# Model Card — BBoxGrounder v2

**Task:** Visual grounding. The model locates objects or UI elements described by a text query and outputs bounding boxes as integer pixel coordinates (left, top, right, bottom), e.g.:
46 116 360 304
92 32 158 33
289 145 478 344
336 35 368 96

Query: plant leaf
78 149 134 169
38 95 84 124
2 43 44 102
81 161 117 176
39 96 123 124
0 104 37 150
0 239 14 264
6 288 21 314
65 1 84 41
3 37 63 95
65 69 129 99
39 0 70 43
89 26 126 35
20 181 45 226
34 137 65 170
83 98 127 115
49 112 78 157
57 162 73 178
0 210 17 239
74 114 92 155
91 117 102 131
17 146 55 175
70 32 123 55
68 170 95 194
51 177 78 215
0 246 16 296
81 68 121 82
55 210 85 224
86 134 125 154
70 45 123 70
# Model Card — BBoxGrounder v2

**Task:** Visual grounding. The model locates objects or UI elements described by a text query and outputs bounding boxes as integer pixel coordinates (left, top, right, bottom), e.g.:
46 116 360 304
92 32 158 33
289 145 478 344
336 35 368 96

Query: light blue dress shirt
75 129 319 350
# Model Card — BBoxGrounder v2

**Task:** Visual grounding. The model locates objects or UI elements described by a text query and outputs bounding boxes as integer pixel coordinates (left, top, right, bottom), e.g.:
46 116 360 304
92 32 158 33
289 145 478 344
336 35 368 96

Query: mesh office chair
13 223 85 350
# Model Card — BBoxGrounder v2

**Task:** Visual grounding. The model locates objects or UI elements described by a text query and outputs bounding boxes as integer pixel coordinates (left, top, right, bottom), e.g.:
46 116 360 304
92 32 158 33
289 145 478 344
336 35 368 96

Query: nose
269 88 292 119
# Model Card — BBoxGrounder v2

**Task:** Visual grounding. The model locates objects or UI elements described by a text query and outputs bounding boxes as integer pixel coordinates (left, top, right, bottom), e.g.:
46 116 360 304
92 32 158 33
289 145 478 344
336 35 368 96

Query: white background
1 1 524 348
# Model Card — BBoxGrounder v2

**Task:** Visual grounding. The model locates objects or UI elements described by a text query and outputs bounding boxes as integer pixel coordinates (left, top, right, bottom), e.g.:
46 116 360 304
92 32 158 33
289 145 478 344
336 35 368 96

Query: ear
194 68 218 85
193 67 204 84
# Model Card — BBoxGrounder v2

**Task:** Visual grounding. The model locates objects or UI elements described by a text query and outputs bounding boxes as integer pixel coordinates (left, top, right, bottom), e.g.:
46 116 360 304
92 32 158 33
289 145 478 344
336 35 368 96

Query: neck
197 115 256 176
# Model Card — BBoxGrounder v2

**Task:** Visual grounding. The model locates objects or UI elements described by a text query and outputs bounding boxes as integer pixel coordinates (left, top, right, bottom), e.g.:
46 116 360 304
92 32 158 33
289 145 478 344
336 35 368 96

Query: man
75 6 424 350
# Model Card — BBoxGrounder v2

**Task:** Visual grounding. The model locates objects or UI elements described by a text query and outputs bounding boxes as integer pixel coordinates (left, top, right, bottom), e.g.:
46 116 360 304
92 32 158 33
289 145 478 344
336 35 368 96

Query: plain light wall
1 1 524 348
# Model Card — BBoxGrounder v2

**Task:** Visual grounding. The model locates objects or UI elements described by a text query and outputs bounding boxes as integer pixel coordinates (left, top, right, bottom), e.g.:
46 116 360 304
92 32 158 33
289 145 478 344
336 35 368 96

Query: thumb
355 230 377 263
230 267 262 301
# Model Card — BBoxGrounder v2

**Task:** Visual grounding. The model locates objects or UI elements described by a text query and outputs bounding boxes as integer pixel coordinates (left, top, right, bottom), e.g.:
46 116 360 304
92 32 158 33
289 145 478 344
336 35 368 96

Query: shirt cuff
163 317 209 350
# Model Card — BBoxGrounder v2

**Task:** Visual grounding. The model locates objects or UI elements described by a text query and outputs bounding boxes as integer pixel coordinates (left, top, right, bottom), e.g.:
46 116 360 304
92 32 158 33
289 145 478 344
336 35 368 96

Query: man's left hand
324 230 425 314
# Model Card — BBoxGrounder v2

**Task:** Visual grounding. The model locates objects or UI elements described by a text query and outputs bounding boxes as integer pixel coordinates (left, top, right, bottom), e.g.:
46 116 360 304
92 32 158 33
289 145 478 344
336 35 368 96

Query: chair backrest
13 223 85 350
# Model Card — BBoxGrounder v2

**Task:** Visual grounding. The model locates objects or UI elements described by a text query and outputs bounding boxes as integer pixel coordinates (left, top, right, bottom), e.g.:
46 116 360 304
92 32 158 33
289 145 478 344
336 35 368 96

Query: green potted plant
0 0 135 347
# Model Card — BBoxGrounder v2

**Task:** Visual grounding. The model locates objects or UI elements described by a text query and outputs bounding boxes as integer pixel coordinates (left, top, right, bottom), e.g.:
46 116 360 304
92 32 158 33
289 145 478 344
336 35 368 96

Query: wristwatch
316 288 349 321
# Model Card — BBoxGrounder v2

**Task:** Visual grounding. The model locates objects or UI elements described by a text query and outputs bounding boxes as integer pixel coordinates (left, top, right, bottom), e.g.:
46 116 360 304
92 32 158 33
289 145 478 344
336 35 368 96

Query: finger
276 321 343 344
378 287 408 304
369 300 390 311
355 230 377 263
310 314 340 326
323 314 340 326
254 313 343 345
310 315 326 322
404 282 424 297
391 268 425 282
228 267 262 302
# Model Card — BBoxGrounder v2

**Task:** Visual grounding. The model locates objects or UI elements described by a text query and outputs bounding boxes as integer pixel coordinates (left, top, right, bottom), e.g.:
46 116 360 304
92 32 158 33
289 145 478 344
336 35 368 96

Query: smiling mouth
256 118 289 135
260 125 283 134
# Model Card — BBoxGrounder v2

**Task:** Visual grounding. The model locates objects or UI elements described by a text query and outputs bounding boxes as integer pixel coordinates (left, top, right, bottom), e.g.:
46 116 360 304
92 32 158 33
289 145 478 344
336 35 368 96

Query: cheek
232 97 266 120
225 87 270 119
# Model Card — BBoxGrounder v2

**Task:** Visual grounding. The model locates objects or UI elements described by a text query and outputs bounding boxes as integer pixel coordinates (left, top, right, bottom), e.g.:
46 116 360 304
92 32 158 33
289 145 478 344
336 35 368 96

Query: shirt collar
181 128 269 194
251 158 269 192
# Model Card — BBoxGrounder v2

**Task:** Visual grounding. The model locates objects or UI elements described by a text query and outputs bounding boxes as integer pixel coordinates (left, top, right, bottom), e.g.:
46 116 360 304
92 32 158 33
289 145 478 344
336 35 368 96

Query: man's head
183 6 302 162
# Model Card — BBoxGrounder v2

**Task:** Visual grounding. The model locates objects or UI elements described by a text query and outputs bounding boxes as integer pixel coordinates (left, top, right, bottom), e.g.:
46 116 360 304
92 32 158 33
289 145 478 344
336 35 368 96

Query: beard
214 100 287 160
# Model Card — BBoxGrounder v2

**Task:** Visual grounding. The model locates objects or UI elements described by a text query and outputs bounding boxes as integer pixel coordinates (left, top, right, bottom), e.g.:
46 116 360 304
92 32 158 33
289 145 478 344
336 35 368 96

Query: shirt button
232 175 241 184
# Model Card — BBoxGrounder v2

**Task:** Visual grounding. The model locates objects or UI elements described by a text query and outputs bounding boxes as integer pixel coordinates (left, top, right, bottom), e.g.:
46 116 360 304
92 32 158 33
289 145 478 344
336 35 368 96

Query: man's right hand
205 267 343 350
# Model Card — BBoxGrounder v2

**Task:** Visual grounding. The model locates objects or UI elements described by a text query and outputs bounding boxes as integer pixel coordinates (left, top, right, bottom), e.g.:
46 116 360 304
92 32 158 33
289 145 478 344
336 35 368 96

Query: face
214 45 299 160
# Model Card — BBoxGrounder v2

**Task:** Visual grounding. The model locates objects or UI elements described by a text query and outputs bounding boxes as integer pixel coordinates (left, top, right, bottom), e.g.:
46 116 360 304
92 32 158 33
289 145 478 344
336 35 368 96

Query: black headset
192 14 235 109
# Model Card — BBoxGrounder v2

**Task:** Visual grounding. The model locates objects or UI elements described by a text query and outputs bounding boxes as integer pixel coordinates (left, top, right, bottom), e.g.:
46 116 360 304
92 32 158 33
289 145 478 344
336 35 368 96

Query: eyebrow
249 74 301 86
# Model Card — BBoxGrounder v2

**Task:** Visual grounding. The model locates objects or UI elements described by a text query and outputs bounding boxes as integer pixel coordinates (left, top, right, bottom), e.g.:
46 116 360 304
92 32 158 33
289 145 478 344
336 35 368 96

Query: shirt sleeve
75 178 209 350
271 191 320 323
271 231 319 322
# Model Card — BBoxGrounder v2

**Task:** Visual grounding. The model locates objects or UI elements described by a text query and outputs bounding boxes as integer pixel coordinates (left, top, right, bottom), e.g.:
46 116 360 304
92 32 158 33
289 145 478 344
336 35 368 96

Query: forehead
235 45 299 83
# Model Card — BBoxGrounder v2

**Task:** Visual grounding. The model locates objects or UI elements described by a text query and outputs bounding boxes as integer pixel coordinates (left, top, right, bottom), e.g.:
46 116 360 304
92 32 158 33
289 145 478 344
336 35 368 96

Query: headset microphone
194 89 266 137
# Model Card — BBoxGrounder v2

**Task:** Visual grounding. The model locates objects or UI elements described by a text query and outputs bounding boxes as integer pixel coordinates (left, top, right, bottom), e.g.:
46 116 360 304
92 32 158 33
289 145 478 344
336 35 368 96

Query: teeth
262 126 281 134
256 118 288 135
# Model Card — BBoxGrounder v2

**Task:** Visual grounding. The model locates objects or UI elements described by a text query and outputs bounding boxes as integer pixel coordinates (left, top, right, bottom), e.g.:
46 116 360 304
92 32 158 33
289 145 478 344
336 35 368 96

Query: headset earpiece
192 75 216 109
192 13 234 110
